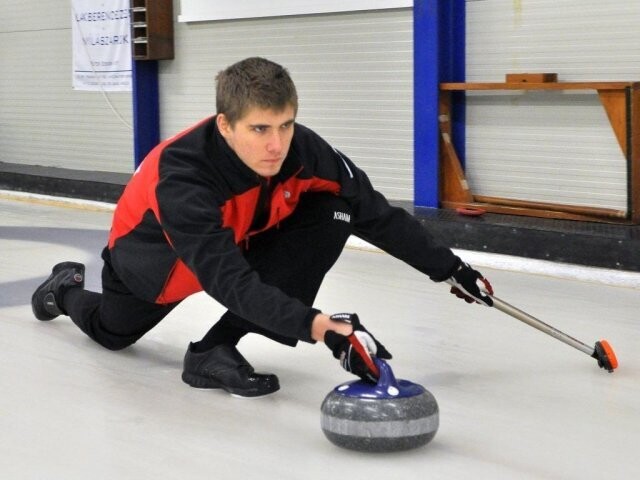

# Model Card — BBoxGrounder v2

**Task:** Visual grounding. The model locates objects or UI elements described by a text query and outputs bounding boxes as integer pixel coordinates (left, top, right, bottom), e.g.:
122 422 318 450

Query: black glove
324 313 392 383
448 262 494 306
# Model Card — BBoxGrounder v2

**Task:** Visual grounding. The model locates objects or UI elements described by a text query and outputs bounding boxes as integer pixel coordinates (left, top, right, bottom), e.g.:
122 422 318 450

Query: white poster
179 0 412 22
72 0 132 91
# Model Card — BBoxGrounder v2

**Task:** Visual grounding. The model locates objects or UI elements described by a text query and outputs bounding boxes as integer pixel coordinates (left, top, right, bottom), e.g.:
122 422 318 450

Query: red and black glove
324 313 392 383
448 262 494 306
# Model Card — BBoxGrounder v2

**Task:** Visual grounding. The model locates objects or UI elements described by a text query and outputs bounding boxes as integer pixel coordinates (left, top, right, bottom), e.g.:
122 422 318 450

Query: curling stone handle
374 358 400 390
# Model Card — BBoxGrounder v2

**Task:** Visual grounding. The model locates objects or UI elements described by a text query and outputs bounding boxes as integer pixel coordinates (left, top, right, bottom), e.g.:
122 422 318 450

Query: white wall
1 2 413 198
3 0 638 208
0 0 134 173
159 8 414 200
464 0 640 211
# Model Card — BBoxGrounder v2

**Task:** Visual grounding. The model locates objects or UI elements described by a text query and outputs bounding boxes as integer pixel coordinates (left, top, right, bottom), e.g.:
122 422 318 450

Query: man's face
217 105 295 178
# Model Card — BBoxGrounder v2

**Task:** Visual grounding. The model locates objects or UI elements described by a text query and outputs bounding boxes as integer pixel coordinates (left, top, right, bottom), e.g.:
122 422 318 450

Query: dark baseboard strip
0 162 128 203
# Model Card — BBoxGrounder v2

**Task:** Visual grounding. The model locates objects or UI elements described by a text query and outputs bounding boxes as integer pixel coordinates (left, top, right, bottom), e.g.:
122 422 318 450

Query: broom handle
445 279 595 356
490 295 595 356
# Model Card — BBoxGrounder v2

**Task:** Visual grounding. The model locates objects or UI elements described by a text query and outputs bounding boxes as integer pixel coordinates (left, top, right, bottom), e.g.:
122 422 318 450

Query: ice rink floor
1 194 639 480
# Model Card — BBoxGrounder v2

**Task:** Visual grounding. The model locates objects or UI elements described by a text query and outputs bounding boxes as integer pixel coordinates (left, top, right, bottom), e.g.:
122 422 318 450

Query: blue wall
413 0 466 207
131 60 160 168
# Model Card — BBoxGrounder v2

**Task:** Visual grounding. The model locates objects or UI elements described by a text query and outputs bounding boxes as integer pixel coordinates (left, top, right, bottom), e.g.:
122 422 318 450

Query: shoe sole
31 262 85 321
181 372 280 398
31 283 59 321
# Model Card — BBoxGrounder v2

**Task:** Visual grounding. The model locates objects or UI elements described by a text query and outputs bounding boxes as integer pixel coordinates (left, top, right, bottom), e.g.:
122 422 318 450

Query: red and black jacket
107 116 459 342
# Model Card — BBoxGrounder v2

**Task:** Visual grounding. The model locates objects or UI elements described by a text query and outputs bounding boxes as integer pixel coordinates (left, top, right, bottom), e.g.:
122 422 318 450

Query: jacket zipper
242 166 302 249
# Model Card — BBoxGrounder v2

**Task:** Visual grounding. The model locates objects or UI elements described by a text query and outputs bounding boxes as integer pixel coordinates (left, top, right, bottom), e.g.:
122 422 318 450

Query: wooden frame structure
131 0 174 61
439 77 640 223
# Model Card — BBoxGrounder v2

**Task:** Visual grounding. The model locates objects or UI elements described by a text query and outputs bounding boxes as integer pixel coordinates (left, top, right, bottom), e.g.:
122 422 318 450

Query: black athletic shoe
182 343 280 398
31 262 85 321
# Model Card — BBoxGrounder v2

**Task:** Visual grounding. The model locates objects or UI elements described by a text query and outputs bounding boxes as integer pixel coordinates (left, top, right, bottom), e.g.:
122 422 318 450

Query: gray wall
0 0 134 173
1 3 414 199
464 0 640 211
159 8 414 200
2 1 639 206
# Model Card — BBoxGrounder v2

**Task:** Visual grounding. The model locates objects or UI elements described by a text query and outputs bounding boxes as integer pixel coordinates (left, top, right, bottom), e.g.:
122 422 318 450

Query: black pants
64 193 352 351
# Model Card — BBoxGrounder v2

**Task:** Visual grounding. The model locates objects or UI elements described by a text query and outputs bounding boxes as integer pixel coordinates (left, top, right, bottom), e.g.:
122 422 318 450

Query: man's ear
216 113 232 137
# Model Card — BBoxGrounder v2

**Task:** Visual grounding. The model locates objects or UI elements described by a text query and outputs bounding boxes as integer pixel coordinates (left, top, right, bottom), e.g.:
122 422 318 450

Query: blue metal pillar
413 0 466 207
131 60 160 168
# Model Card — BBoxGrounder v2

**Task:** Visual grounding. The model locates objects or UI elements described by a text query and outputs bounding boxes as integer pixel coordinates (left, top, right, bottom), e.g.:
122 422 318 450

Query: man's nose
266 131 283 154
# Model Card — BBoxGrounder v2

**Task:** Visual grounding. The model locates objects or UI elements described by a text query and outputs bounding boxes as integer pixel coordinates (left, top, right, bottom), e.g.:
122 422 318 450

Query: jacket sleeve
154 147 319 343
300 128 460 281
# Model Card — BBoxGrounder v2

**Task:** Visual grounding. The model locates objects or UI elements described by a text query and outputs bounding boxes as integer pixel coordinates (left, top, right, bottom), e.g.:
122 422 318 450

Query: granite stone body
320 360 439 452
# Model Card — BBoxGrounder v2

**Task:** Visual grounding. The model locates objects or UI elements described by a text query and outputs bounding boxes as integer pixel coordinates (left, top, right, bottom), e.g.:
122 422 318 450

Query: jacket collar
213 116 259 183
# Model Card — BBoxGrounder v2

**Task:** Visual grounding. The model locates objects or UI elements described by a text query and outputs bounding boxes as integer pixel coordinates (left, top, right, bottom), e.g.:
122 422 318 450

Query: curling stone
320 359 438 452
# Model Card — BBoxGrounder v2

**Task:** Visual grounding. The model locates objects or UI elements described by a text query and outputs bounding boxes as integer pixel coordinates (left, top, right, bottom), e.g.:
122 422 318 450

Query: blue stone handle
374 358 399 390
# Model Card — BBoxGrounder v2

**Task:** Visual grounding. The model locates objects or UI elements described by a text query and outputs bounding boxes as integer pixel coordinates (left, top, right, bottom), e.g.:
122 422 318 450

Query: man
31 57 493 398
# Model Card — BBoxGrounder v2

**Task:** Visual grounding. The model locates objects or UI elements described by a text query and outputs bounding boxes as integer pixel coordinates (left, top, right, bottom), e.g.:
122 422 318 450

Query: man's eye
253 126 266 133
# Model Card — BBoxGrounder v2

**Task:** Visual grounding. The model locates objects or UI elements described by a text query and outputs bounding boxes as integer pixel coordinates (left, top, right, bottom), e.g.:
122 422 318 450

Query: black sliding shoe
31 262 85 321
182 343 280 398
